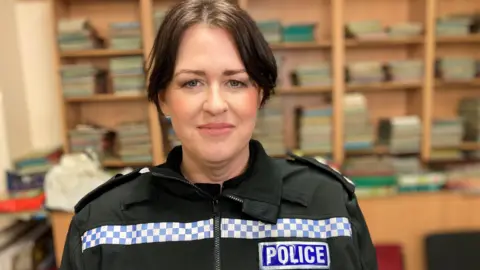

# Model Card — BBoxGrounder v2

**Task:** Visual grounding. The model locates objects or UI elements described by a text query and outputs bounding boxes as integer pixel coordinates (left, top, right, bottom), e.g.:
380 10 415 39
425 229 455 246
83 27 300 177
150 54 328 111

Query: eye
182 80 201 88
227 80 247 88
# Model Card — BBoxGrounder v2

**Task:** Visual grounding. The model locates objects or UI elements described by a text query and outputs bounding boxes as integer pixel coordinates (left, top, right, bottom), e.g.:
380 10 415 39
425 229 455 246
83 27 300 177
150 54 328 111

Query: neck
180 144 250 184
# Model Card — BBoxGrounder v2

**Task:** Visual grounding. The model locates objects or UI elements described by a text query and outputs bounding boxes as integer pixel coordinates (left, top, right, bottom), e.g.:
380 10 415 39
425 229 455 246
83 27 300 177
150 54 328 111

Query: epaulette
286 152 355 196
74 167 149 214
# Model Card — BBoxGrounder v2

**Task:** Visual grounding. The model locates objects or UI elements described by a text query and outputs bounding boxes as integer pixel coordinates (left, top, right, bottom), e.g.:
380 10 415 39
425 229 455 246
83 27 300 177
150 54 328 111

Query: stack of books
253 97 284 156
298 106 332 153
345 20 385 39
430 118 464 161
292 63 332 87
387 22 423 37
347 61 385 84
387 60 424 82
68 124 107 154
458 98 480 144
116 122 152 163
60 64 106 97
436 14 479 36
344 93 374 151
343 156 394 176
154 10 167 33
109 56 145 96
256 20 282 43
431 118 463 148
377 116 422 154
436 57 477 81
392 157 423 174
282 23 316 42
109 21 142 49
57 18 103 51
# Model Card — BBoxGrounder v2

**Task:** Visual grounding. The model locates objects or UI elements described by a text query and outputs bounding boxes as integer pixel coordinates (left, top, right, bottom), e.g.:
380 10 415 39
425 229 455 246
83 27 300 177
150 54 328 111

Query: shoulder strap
74 168 147 213
286 152 355 196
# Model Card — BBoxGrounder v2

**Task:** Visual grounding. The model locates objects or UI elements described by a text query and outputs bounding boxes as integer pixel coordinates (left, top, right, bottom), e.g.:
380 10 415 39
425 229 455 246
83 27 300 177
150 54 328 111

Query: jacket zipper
151 172 223 270
213 198 221 270
223 194 243 204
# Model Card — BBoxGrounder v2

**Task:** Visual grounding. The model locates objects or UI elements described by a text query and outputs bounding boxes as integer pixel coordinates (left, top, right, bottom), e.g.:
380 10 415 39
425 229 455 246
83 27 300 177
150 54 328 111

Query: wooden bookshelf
65 94 146 103
345 36 424 47
49 0 164 166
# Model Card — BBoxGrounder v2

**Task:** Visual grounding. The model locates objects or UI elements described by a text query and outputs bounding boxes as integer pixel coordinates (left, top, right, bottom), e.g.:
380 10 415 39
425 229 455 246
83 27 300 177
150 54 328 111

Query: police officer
59 0 378 269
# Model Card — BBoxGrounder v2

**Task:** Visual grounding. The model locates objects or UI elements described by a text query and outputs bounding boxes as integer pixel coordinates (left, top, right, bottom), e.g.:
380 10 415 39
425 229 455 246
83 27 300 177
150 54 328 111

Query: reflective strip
222 217 352 239
81 219 213 251
139 167 150 174
81 217 351 251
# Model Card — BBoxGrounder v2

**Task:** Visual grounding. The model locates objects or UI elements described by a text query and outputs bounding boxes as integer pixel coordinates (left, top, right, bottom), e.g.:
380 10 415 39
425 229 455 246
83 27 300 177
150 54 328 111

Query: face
160 24 261 163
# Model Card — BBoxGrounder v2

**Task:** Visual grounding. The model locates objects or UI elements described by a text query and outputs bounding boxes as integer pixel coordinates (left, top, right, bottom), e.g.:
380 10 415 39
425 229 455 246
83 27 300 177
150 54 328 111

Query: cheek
232 90 260 118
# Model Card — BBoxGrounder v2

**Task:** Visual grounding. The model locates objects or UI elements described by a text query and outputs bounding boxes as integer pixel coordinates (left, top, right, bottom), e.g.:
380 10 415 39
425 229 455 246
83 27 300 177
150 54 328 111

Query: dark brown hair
147 0 277 112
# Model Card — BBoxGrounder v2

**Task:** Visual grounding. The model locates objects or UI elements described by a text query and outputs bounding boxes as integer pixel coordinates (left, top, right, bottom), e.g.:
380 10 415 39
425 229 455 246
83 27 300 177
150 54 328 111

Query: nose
202 84 228 115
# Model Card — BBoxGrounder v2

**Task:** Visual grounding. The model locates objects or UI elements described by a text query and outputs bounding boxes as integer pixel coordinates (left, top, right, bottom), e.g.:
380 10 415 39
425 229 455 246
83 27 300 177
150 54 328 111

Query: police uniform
60 140 378 270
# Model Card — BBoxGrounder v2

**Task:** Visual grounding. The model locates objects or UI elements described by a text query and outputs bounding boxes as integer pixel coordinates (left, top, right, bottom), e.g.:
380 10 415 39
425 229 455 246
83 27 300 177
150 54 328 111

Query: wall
0 0 62 158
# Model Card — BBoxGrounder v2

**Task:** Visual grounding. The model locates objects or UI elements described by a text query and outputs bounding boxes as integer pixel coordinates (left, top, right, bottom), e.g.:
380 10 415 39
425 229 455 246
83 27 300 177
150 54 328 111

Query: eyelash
181 79 248 89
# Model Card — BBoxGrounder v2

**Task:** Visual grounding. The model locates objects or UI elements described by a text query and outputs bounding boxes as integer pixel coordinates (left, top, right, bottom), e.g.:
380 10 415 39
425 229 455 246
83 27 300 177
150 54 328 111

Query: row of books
256 20 316 43
68 122 152 163
345 20 422 39
253 97 285 156
59 57 146 97
57 18 143 51
436 13 480 36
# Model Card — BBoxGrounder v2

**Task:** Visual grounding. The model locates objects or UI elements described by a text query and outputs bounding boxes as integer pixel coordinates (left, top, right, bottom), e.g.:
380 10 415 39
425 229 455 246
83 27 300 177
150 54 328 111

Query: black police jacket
60 140 378 270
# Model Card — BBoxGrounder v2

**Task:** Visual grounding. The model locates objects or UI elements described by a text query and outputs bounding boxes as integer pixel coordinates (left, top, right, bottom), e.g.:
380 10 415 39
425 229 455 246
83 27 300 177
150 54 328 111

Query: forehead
175 24 244 71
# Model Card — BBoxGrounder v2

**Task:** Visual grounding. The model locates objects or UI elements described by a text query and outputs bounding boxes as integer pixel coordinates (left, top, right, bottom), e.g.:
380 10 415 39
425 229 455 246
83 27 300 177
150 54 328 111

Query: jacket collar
123 140 283 224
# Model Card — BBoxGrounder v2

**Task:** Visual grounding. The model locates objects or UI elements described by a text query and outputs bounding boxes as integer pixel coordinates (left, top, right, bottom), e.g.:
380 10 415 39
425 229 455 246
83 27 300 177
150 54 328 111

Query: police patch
259 241 330 269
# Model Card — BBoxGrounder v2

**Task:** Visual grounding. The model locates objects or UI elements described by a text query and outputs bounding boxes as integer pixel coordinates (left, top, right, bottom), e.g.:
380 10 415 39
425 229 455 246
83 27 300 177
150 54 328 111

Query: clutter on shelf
343 93 374 151
109 21 142 49
298 105 332 154
291 63 332 87
345 20 423 39
109 56 146 96
256 20 317 43
60 64 107 97
436 13 480 36
377 115 422 154
116 121 153 163
57 18 104 51
253 96 285 156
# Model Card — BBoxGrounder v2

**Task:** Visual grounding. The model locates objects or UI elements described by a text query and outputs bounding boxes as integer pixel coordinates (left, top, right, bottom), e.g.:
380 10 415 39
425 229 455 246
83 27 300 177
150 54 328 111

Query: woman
60 0 377 269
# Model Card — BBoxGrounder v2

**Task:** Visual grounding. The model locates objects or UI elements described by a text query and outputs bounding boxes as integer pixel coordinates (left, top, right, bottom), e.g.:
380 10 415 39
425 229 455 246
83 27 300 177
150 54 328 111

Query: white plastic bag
44 151 112 212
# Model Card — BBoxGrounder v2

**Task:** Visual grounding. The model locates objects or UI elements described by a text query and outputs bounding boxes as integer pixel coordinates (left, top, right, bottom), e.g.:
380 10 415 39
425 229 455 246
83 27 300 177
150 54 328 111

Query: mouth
197 123 235 136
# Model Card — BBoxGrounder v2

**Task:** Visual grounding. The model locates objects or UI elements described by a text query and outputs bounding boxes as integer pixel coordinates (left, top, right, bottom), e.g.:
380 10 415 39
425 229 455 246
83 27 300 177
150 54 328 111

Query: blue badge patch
259 241 330 269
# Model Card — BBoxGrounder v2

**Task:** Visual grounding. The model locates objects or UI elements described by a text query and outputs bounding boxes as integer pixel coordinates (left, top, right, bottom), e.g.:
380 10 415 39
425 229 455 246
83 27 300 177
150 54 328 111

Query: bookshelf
48 0 480 167
47 0 480 268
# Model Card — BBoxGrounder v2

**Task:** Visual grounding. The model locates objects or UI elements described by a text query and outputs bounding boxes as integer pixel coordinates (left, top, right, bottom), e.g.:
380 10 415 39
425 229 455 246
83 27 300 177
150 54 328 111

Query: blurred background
1 0 480 269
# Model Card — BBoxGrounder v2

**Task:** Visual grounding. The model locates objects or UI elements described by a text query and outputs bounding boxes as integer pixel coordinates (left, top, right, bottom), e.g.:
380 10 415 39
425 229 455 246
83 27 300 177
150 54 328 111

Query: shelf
432 142 480 151
276 86 331 94
60 49 143 58
436 34 480 44
269 42 330 50
346 36 424 47
436 78 480 89
65 94 147 103
102 159 152 168
346 81 422 92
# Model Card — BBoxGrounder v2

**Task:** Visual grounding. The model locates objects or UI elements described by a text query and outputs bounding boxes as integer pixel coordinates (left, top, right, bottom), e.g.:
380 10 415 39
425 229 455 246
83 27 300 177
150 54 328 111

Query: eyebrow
174 69 246 77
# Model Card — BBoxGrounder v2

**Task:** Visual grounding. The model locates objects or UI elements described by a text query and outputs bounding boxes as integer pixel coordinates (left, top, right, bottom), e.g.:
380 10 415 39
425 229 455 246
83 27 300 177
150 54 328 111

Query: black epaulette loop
286 152 355 196
74 168 148 214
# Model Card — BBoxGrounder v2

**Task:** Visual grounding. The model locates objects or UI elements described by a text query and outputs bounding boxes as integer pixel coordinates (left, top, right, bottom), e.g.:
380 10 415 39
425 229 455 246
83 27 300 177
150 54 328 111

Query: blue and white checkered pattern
81 217 351 251
81 219 213 252
221 217 352 239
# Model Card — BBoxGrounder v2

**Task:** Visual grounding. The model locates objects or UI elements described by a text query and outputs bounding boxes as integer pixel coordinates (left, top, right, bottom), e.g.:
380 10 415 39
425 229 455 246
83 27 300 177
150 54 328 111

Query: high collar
123 140 283 223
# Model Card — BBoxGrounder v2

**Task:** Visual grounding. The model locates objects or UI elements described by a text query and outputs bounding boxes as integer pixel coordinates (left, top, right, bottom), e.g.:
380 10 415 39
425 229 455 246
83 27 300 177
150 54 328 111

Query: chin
199 146 235 163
